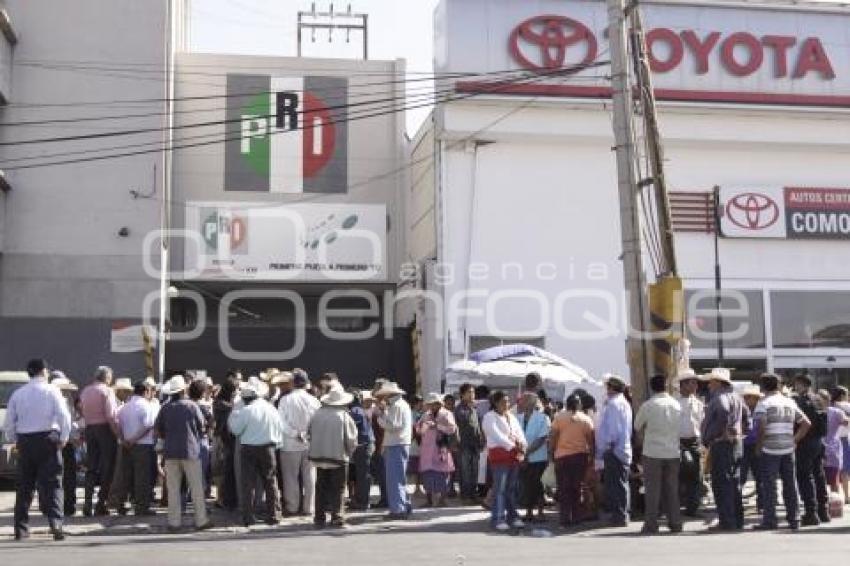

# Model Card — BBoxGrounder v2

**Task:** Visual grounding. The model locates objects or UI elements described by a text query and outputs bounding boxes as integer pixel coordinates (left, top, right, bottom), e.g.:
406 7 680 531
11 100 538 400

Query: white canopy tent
444 345 605 405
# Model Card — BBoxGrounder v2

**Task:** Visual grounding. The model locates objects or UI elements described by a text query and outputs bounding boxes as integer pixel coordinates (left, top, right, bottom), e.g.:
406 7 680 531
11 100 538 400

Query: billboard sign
719 187 850 239
225 75 348 193
185 202 386 281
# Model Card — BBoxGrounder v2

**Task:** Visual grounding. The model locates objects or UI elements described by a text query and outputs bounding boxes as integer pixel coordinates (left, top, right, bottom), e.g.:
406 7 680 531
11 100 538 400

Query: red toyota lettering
721 32 763 76
680 30 720 75
646 28 683 73
793 37 836 79
760 35 796 77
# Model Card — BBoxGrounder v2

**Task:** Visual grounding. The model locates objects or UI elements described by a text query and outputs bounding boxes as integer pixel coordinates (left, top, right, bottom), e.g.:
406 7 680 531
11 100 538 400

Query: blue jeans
760 452 799 527
709 440 744 530
199 438 211 496
603 450 630 523
384 445 410 514
490 464 519 527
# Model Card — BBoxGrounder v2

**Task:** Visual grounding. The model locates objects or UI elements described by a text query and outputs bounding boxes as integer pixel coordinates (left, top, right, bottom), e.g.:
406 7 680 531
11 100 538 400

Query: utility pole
607 0 651 401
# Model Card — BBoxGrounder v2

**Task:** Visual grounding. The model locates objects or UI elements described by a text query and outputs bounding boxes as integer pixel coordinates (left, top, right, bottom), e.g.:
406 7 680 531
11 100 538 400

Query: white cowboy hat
270 371 293 385
162 375 188 395
374 381 405 397
704 367 732 384
51 376 78 391
361 391 373 402
113 377 133 392
425 392 444 406
321 388 354 407
242 376 269 399
741 385 763 399
142 376 158 389
672 368 701 386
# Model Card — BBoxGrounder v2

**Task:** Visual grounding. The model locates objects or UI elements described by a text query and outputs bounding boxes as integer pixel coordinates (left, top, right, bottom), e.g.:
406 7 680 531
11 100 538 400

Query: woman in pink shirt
415 393 457 507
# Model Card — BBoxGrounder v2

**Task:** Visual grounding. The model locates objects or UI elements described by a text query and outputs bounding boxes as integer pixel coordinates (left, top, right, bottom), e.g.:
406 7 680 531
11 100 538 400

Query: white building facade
409 0 850 394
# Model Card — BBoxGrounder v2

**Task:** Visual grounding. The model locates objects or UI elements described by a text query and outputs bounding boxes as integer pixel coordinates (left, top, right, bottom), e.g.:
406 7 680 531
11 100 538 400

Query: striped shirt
753 393 805 455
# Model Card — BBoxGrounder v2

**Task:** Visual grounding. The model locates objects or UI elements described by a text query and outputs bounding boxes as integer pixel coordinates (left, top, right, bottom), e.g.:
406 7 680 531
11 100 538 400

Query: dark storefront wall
0 317 148 382
165 327 414 392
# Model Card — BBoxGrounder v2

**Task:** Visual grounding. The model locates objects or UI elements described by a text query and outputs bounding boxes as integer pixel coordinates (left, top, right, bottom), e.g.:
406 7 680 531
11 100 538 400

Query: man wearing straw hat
277 368 321 516
228 377 284 527
50 370 81 518
308 387 358 528
155 375 212 532
701 368 746 531
375 381 413 519
673 368 704 517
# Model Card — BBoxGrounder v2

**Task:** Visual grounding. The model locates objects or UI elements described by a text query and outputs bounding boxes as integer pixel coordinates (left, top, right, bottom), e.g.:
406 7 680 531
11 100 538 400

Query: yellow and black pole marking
649 275 684 382
142 326 155 379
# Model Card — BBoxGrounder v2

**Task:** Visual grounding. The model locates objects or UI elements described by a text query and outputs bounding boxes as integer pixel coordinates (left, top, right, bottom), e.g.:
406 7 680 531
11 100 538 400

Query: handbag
541 461 557 490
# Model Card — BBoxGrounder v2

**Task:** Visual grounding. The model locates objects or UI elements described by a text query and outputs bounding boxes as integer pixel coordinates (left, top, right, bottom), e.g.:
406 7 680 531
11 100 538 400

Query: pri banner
225 74 348 193
719 187 850 239
184 202 386 282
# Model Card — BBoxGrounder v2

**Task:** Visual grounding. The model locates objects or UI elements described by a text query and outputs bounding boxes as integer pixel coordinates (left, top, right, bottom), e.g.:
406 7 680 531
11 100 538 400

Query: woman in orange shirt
549 394 595 527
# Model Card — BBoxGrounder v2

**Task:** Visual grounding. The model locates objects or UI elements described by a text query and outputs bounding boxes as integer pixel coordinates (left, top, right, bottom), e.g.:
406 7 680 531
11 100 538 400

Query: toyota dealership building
408 0 850 394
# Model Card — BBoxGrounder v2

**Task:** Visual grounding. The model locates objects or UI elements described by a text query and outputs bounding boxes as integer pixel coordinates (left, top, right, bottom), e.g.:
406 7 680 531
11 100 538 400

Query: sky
189 0 441 134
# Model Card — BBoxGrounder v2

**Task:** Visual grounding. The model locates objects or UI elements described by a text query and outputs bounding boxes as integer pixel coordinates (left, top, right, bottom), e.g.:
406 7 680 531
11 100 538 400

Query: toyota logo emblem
509 15 598 72
725 192 780 230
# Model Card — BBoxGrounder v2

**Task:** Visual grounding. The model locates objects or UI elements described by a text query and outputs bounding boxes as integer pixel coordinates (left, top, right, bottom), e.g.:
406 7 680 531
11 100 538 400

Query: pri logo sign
508 15 598 71
201 208 247 254
225 75 348 193
725 192 780 231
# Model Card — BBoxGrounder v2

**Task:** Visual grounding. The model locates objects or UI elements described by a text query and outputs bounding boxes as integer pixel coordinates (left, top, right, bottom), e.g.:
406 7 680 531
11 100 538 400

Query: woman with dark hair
550 394 594 527
213 376 240 510
481 390 527 531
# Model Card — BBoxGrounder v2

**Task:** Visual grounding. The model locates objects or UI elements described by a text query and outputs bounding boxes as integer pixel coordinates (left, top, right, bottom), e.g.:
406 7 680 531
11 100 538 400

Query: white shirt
378 396 412 447
836 401 850 439
117 395 159 445
677 393 704 440
482 410 527 452
3 377 72 443
277 388 321 452
229 398 285 446
634 392 682 460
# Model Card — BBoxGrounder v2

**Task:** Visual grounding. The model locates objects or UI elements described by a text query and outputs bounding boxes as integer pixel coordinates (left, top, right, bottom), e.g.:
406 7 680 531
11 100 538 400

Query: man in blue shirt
3 359 72 541
596 374 633 527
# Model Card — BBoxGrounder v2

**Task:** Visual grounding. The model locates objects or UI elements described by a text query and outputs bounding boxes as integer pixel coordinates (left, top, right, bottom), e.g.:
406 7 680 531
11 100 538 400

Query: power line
1 61 608 171
0 63 609 148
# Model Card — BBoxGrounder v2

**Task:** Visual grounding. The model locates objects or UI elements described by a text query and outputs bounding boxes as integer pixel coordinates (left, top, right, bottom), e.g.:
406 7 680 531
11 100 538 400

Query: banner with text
719 186 850 239
185 202 386 281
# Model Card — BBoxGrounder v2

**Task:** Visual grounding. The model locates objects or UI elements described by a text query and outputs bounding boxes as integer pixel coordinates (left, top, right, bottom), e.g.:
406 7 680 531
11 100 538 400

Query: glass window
771 291 850 348
685 289 765 349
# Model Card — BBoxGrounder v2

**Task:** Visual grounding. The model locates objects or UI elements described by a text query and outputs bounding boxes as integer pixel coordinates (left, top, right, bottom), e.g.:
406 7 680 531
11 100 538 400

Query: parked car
0 371 30 480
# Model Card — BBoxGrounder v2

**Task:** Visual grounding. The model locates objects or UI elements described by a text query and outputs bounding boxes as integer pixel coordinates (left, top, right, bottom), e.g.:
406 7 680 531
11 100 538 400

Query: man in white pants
277 369 321 515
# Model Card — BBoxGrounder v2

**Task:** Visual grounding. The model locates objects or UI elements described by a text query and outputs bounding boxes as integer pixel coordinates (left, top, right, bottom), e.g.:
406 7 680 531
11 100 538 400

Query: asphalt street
1 487 849 566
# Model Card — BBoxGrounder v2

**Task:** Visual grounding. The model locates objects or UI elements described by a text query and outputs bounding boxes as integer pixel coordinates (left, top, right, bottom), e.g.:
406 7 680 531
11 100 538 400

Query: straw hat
162 375 189 395
271 371 293 385
703 367 732 384
374 381 405 397
425 392 444 406
142 376 158 389
321 388 354 407
672 368 701 386
241 376 269 399
113 377 133 392
741 385 763 399
51 376 78 392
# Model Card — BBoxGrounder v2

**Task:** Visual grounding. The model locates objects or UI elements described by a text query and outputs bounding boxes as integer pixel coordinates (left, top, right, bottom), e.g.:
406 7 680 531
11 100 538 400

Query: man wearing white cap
154 375 212 531
701 368 746 531
596 374 633 527
308 388 358 528
674 369 704 516
228 379 284 527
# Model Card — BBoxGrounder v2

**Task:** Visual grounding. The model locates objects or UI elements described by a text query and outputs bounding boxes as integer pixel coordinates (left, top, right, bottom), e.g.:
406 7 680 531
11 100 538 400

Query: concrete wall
0 0 171 375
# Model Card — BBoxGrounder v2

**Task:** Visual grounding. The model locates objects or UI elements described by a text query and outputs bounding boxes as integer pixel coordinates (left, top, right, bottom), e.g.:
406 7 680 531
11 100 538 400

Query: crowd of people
4 358 850 542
